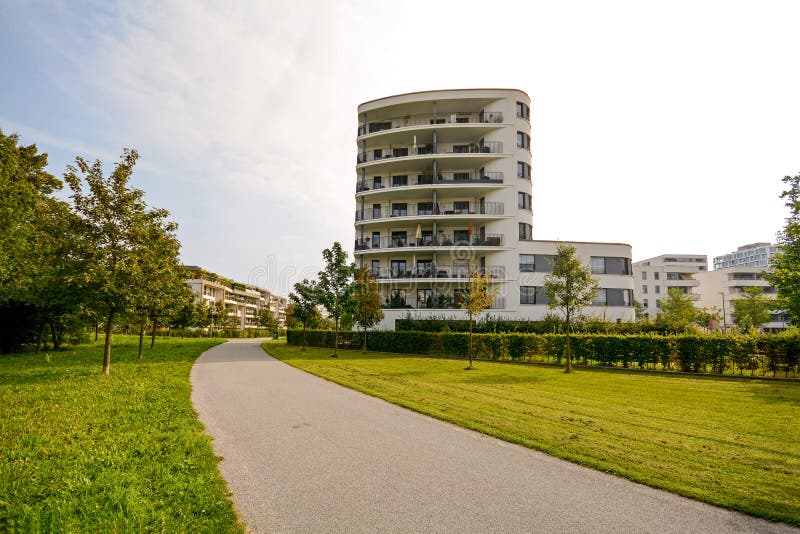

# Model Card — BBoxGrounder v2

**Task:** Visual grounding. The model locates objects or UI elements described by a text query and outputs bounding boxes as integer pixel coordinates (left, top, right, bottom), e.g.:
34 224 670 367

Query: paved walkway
191 339 795 533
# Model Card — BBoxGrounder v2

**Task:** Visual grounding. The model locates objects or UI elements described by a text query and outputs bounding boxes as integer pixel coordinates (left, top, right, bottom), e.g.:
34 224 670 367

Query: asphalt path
191 339 796 533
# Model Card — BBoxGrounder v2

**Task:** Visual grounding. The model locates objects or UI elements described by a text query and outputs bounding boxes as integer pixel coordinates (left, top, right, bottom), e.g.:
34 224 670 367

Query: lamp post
719 291 727 334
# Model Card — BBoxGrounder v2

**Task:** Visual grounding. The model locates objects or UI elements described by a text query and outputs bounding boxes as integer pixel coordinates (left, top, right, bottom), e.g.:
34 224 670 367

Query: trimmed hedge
285 329 800 377
395 317 671 334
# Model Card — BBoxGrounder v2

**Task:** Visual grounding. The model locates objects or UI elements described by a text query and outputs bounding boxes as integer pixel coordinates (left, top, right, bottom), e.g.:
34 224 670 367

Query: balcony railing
357 110 504 136
357 141 504 164
370 265 506 280
382 294 506 310
355 201 504 222
355 233 504 251
356 171 503 192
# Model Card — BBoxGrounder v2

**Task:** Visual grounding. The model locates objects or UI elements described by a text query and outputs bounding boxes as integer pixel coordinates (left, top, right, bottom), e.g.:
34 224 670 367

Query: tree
732 287 773 332
656 288 698 332
543 244 600 373
65 149 180 374
353 267 383 353
764 174 800 324
289 279 320 351
461 269 498 369
315 243 356 357
257 307 279 336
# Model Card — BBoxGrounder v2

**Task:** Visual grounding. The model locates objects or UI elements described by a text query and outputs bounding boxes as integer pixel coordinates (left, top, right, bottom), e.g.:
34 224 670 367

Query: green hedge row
286 329 800 376
395 317 670 334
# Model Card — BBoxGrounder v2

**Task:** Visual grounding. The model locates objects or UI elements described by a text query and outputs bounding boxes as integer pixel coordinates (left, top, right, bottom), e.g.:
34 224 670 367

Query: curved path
191 340 795 533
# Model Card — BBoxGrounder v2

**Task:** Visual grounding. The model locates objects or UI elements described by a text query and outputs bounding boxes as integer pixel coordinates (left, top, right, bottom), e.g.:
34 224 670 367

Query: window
368 122 392 133
518 192 532 210
454 201 470 214
519 287 550 304
642 284 648 294
417 289 433 308
519 222 532 240
642 271 647 280
520 254 536 272
593 289 607 306
372 204 381 219
418 202 434 215
392 147 408 157
420 230 433 246
391 203 408 217
643 299 648 308
604 288 633 306
590 257 632 275
654 272 660 280
455 117 469 124
453 172 471 181
371 231 380 248
534 254 554 272
390 260 407 277
372 176 382 189
666 272 680 280
454 230 470 245
429 117 445 124
416 260 432 276
655 285 660 294
371 260 380 277
516 131 531 150
517 161 531 179
391 231 407 247
390 289 406 307
391 175 408 187
516 101 530 120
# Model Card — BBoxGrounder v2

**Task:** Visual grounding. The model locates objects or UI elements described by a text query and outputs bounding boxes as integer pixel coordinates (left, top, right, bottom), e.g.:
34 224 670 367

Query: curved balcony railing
355 233 504 251
355 201 504 222
356 171 503 192
357 141 503 164
358 110 504 136
370 265 505 280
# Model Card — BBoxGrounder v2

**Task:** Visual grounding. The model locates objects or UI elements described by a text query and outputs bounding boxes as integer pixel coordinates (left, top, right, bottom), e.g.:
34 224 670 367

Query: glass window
372 204 381 219
520 286 536 304
654 271 660 280
516 101 530 120
518 192 532 210
391 175 408 187
534 254 554 272
655 285 660 294
642 284 648 294
642 271 647 280
454 201 470 214
390 231 407 247
453 172 471 181
390 289 406 307
520 254 535 272
417 289 433 308
519 223 532 240
371 232 380 248
390 260 407 277
593 288 607 306
418 202 434 215
590 257 605 274
391 203 408 217
454 230 470 245
517 161 531 179
373 176 382 189
516 131 530 150
591 257 631 275
371 260 380 277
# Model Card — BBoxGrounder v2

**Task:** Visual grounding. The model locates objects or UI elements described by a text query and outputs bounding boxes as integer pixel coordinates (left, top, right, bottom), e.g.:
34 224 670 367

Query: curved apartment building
354 88 634 328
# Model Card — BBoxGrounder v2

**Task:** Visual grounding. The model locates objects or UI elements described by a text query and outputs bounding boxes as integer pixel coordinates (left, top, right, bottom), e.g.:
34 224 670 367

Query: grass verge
0 335 242 532
264 341 800 525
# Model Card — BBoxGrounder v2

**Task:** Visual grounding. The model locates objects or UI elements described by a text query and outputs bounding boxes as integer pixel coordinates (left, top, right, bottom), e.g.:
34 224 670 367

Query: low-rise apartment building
632 254 708 318
185 266 287 329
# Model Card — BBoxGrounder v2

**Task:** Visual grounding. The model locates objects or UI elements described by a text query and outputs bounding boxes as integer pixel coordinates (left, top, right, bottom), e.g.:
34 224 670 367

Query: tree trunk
362 325 367 353
50 322 60 351
95 322 99 342
150 319 157 348
332 317 339 357
468 316 474 369
138 322 145 360
302 323 307 351
565 311 573 373
102 310 114 375
36 323 45 353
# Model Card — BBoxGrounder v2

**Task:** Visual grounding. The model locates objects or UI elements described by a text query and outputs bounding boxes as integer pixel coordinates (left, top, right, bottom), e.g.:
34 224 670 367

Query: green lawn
0 335 242 532
264 341 800 525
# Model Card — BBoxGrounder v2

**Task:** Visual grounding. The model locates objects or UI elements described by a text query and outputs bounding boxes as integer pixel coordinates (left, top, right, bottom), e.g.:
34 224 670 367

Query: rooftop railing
358 110 504 136
355 233 504 251
355 201 504 222
357 141 504 164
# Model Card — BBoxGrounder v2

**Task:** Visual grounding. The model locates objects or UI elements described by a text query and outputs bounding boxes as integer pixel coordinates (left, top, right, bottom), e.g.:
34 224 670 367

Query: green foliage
353 267 383 351
265 342 800 525
543 244 601 372
732 286 774 332
285 329 800 376
315 243 356 355
765 173 800 324
655 288 699 332
0 336 241 532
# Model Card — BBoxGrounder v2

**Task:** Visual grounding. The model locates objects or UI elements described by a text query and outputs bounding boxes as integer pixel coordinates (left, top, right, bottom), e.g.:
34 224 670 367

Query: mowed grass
264 341 800 525
0 335 243 533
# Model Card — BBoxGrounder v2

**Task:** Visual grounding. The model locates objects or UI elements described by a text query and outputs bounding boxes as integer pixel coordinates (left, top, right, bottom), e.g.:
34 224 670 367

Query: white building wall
632 254 708 318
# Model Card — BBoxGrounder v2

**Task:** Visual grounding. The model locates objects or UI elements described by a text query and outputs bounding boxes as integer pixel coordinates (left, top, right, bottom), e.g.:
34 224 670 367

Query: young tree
315 243 356 357
257 307 279 336
543 244 600 373
461 270 499 369
289 279 319 351
65 149 180 374
656 288 698 332
764 174 800 324
732 286 773 332
353 267 383 353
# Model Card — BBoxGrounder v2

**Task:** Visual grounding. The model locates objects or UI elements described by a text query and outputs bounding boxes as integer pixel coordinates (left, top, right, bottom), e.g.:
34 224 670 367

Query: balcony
357 141 504 165
355 201 505 223
356 171 503 193
358 110 504 137
382 293 506 310
355 233 505 252
369 265 506 280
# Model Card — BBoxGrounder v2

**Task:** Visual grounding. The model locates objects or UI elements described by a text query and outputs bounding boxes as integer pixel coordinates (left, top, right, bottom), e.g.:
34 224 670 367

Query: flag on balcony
468 221 473 237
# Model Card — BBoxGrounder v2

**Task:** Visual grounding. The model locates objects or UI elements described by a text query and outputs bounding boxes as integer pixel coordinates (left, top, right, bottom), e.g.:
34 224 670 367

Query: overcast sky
2 0 798 295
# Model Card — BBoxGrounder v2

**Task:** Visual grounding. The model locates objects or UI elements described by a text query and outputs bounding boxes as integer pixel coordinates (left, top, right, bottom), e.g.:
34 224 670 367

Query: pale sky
2 0 798 296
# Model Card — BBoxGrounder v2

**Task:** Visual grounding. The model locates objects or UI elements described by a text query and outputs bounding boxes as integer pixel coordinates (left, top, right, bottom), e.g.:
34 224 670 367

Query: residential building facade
713 242 778 270
185 266 287 329
353 88 635 329
632 254 708 318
